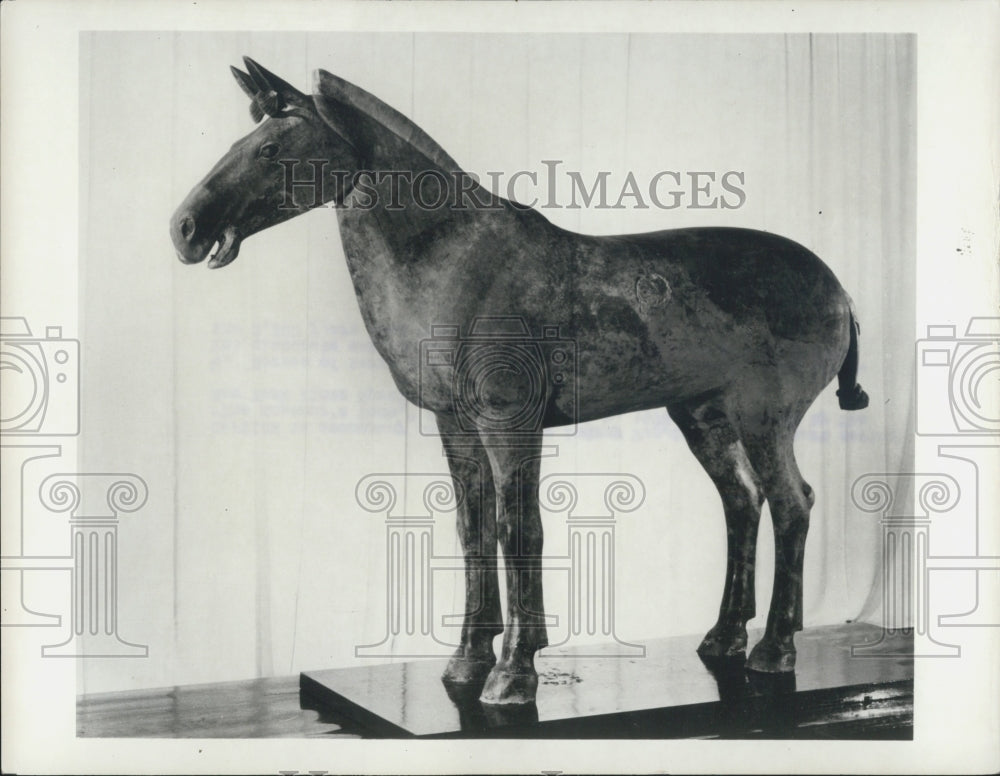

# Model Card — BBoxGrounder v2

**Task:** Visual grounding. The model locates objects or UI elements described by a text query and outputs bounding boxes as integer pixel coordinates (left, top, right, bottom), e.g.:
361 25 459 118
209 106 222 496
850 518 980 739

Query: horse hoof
746 639 796 673
479 666 538 705
442 652 496 684
697 625 748 658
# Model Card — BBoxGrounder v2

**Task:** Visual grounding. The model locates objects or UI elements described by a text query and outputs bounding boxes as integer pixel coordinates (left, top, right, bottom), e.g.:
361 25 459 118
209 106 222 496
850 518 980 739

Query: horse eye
259 142 280 160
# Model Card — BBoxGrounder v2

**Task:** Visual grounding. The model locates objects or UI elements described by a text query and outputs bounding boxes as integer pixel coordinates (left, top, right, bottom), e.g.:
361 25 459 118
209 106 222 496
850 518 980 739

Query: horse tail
836 298 869 411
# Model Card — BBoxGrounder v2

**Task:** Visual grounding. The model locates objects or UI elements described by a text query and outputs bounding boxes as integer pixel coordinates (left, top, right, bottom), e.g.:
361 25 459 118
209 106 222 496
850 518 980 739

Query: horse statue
170 58 870 706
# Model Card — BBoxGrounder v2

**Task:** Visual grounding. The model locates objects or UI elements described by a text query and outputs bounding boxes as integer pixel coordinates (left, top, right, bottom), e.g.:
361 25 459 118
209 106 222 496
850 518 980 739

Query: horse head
170 57 364 268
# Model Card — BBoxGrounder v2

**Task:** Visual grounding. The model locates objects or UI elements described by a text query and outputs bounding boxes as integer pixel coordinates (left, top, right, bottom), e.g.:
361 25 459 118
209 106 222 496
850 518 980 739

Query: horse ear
232 57 310 120
231 66 266 123
311 69 363 148
231 66 257 99
243 57 308 105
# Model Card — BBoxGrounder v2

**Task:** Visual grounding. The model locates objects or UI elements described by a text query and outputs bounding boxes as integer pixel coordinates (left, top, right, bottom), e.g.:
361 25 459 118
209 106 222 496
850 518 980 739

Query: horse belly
563 327 742 425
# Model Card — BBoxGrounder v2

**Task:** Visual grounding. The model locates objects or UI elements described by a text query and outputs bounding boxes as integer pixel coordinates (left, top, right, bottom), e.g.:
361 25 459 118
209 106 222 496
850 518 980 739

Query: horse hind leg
736 407 815 673
667 402 765 660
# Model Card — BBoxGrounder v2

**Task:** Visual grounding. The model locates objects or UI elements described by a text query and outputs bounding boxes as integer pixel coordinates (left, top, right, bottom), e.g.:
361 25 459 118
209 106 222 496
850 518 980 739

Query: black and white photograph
1 1 997 774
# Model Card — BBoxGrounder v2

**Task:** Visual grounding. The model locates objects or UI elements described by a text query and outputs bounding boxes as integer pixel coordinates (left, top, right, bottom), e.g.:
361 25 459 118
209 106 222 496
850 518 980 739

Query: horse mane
313 69 462 173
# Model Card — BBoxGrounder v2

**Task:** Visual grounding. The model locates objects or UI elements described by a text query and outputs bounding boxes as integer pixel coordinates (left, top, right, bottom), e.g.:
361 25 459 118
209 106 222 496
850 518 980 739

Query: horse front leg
437 413 504 684
478 430 548 705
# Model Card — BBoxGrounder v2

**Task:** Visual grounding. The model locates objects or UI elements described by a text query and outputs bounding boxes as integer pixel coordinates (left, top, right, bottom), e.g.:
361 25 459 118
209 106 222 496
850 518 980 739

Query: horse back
514 222 853 421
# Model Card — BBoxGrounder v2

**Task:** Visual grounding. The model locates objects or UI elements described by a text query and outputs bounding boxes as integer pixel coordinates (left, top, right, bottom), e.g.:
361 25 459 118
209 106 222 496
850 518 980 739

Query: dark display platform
300 622 913 738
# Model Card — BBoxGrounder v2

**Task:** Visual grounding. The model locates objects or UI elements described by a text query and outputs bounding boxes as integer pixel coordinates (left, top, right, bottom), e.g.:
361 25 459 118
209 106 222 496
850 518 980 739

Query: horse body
339 182 851 427
170 58 869 706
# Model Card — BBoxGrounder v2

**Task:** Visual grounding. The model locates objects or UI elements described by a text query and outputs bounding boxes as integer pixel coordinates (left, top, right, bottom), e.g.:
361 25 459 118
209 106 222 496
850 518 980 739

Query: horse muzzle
170 209 242 269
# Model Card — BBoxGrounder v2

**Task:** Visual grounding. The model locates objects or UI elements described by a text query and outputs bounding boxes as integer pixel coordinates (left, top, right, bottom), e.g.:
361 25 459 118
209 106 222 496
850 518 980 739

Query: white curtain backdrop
78 32 914 693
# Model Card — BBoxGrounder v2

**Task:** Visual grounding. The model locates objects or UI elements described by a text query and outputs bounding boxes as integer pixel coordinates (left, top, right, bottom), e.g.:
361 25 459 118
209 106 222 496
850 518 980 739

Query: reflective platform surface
300 622 914 738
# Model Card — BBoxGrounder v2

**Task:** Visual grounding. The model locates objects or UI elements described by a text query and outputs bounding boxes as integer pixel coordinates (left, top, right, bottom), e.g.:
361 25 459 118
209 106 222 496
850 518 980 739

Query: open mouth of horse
205 226 242 269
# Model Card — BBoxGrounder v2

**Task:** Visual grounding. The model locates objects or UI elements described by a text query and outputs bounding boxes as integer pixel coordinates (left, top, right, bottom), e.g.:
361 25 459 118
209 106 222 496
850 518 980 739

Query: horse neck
333 134 511 281
331 138 517 368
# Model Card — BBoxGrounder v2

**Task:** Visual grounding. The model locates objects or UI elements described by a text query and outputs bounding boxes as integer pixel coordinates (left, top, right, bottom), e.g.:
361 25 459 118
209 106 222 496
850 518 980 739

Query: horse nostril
180 216 196 241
